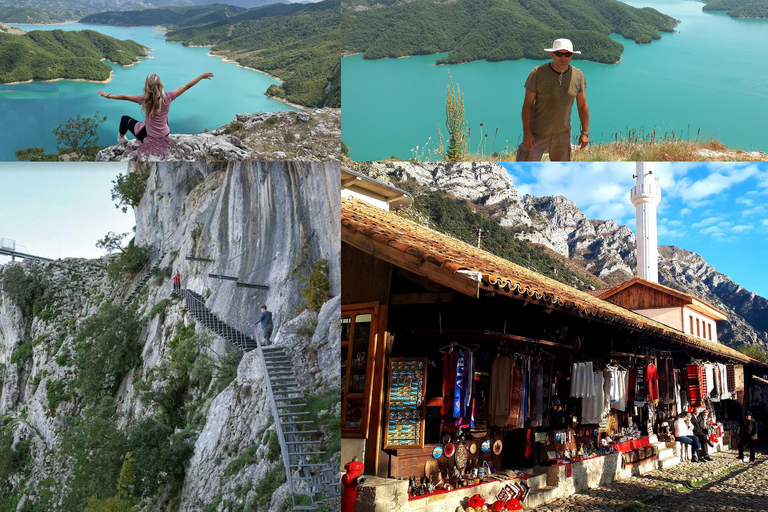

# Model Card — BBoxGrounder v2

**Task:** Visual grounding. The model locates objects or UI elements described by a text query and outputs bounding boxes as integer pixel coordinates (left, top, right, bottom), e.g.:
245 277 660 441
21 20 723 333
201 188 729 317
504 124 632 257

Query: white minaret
630 163 662 283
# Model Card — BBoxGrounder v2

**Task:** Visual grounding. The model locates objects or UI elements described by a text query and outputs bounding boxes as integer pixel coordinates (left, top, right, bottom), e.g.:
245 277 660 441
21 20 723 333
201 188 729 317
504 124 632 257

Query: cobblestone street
537 450 767 512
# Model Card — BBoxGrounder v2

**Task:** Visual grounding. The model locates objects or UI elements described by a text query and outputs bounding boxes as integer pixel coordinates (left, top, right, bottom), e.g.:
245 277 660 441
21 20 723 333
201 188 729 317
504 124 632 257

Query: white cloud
692 217 719 229
737 197 755 207
731 225 753 233
680 208 692 216
666 219 684 227
678 165 760 203
658 224 687 239
504 162 637 223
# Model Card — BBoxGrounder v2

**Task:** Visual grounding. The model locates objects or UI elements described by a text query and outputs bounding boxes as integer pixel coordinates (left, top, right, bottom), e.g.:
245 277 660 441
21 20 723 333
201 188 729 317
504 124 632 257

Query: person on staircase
691 408 713 461
173 270 181 295
256 305 273 346
674 412 704 462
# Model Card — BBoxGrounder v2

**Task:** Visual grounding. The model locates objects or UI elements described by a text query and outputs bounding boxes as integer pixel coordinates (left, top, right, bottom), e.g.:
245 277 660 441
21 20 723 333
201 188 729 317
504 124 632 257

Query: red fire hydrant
341 458 365 512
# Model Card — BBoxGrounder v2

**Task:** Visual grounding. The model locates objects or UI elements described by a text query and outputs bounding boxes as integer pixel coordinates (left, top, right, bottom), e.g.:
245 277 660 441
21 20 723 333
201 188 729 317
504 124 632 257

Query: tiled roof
342 197 760 366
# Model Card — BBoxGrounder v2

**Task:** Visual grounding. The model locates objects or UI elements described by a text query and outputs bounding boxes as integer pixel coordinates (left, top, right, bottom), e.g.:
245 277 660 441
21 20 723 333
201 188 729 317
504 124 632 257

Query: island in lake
0 26 148 83
702 0 768 18
343 0 679 64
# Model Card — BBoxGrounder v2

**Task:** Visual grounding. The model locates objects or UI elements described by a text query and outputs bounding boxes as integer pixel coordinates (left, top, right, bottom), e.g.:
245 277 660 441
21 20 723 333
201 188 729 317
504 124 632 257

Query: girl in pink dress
98 72 213 155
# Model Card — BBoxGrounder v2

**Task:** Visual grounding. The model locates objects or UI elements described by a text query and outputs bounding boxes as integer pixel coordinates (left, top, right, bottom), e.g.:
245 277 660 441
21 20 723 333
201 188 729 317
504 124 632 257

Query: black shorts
120 115 148 142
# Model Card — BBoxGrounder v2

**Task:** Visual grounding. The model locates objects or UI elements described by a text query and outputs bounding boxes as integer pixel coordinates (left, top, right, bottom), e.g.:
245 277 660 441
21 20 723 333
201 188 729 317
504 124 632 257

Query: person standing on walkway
739 411 758 462
692 408 713 461
173 270 181 295
517 38 589 162
675 412 703 462
256 305 273 346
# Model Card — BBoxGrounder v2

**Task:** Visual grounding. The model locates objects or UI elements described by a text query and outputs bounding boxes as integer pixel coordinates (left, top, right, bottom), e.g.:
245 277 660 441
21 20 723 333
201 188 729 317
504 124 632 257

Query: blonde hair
142 74 164 119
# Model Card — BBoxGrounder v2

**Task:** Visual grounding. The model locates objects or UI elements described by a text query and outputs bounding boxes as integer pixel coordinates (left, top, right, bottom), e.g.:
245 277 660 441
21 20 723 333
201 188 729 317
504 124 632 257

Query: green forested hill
0 29 148 83
0 6 67 23
702 0 768 17
79 4 247 28
166 0 340 108
343 0 678 64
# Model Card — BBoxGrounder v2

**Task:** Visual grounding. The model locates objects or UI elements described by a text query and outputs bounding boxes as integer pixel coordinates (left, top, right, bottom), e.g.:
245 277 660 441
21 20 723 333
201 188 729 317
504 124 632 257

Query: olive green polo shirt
524 63 587 137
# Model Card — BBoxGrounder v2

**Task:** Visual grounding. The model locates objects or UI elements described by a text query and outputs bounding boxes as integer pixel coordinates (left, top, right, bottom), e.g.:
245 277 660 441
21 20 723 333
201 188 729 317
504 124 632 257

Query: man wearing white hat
517 38 590 162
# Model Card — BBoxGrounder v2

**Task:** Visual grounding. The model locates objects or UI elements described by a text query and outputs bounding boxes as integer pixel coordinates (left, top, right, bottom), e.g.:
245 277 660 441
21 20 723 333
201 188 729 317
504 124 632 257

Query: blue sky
498 162 768 298
0 162 135 264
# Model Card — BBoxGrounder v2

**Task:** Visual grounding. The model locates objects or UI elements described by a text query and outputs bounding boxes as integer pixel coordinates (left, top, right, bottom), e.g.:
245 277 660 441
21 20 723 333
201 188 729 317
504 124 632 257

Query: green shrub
141 324 212 428
46 380 69 413
111 170 149 213
60 398 128 511
0 266 47 317
126 418 194 498
0 427 31 480
225 444 259 477
301 259 331 312
106 240 151 281
83 496 136 512
248 466 286 512
149 299 171 324
11 342 33 367
73 305 143 404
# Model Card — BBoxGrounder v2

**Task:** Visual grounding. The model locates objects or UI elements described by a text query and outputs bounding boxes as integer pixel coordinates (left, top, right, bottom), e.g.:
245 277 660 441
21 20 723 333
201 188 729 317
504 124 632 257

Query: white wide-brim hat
544 38 581 54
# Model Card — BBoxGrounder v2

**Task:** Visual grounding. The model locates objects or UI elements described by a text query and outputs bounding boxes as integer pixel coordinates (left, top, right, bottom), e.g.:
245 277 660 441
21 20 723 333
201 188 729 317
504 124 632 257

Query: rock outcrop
96 109 341 162
354 161 768 348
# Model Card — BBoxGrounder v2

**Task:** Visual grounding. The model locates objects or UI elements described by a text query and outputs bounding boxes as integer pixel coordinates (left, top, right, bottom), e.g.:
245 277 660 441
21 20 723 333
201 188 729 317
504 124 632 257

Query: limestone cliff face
355 161 768 347
0 162 340 511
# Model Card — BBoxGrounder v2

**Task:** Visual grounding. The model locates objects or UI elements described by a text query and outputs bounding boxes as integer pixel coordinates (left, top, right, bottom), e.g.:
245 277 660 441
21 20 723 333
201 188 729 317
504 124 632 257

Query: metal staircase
122 251 167 307
177 288 339 509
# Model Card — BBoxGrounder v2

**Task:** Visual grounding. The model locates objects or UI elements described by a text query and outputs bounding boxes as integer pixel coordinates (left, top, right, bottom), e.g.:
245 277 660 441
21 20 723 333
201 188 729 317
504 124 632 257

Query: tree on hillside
53 112 107 160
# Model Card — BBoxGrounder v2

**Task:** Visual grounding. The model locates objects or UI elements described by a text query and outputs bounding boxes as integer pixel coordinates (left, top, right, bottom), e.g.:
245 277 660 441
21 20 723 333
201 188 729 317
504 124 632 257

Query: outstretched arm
97 91 141 103
173 72 214 98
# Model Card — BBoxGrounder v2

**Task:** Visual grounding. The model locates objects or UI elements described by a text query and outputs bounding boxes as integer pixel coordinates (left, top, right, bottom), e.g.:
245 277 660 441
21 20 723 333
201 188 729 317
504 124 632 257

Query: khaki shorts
516 130 572 162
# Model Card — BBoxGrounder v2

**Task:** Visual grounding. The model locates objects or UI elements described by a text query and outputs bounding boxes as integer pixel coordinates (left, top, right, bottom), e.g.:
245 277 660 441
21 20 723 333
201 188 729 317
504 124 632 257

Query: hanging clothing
442 350 474 427
581 371 606 424
646 363 659 402
508 356 524 429
687 364 702 407
530 360 544 428
633 364 646 407
609 368 628 411
734 365 745 392
490 356 512 427
571 362 596 398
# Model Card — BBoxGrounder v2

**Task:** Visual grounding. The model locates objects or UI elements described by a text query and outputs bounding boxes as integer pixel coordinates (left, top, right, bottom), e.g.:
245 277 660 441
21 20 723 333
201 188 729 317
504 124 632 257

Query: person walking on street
739 411 758 462
173 270 181 295
675 412 703 462
256 305 273 346
517 38 589 162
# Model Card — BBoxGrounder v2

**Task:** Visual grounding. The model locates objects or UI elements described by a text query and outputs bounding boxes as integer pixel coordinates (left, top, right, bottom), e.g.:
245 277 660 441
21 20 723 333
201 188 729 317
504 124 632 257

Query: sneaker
117 133 128 144
704 456 713 461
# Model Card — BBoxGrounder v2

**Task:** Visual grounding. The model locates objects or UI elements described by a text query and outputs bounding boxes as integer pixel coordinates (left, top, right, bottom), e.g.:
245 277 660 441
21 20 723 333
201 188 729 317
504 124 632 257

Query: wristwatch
581 130 590 136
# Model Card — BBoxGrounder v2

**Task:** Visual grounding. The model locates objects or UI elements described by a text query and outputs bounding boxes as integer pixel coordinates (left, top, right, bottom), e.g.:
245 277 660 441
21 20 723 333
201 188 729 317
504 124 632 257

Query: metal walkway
122 251 167 307
178 288 339 509
0 247 52 262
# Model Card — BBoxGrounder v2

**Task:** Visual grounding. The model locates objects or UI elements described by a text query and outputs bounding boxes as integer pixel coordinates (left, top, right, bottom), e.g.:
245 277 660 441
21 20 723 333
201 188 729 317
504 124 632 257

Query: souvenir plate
481 440 490 452
493 439 503 455
444 443 456 457
469 442 478 455
432 445 443 458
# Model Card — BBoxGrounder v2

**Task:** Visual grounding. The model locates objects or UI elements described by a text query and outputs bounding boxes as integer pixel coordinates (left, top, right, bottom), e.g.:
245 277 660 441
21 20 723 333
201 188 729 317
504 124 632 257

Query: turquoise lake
1 23 295 160
341 0 768 161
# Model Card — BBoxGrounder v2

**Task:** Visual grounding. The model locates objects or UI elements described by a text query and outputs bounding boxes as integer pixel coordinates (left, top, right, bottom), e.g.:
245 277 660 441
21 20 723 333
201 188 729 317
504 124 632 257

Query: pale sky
0 162 135 264
498 162 768 299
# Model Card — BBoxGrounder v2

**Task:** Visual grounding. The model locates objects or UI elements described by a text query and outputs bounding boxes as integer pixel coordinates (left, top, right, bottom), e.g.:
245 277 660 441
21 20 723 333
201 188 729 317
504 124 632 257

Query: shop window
689 316 694 334
341 304 379 438
708 323 712 341
696 318 700 337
